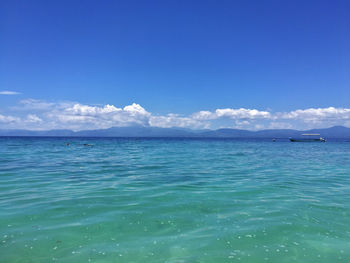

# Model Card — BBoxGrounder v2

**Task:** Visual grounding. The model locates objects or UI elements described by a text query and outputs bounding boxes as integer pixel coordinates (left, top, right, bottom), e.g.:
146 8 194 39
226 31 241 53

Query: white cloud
33 102 208 130
192 108 271 120
123 103 150 117
150 114 208 129
279 107 350 121
66 104 122 116
216 108 271 119
16 99 60 110
2 99 350 130
0 90 21 95
0 114 20 123
45 102 152 130
26 114 43 123
192 111 216 120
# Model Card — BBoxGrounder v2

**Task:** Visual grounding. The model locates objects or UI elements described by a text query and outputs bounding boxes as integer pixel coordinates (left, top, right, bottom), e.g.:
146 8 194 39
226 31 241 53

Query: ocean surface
1 137 350 263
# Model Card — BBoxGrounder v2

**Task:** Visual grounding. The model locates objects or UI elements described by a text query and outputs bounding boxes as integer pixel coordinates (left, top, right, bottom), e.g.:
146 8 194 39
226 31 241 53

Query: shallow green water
1 137 350 262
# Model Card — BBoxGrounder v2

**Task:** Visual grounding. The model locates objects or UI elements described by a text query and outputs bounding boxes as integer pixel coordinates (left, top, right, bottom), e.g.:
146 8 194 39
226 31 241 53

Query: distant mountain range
1 125 350 138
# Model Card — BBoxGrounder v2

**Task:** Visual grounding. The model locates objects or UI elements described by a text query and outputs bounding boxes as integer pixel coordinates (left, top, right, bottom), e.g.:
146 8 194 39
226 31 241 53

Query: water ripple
1 138 350 262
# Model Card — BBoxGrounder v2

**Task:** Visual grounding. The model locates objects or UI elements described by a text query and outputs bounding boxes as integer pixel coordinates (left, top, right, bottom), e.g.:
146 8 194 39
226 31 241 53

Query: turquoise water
1 137 350 263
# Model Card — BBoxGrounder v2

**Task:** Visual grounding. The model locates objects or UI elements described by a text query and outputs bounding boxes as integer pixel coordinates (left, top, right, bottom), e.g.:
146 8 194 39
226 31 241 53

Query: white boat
289 134 326 142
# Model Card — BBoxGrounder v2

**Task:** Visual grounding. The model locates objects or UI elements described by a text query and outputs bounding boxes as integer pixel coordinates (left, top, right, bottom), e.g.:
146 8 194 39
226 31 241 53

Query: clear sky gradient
1 0 350 130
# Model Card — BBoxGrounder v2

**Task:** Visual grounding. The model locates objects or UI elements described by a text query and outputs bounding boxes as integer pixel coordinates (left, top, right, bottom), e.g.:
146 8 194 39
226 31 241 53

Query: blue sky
1 0 350 130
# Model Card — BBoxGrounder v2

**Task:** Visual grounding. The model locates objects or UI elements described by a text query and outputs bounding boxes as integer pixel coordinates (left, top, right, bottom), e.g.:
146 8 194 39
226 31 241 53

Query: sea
0 137 349 263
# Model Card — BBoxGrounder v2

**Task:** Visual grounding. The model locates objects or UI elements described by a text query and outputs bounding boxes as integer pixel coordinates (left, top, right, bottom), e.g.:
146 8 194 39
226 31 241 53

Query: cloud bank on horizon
0 99 350 131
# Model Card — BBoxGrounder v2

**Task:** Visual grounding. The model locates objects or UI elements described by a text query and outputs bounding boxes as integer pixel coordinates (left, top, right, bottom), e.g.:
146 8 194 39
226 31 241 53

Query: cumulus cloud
52 103 152 129
192 111 217 120
123 103 150 117
279 107 350 121
40 102 209 130
1 99 350 130
192 108 271 120
26 114 43 123
20 102 154 130
0 114 20 123
0 90 21 95
65 104 122 116
216 108 271 119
